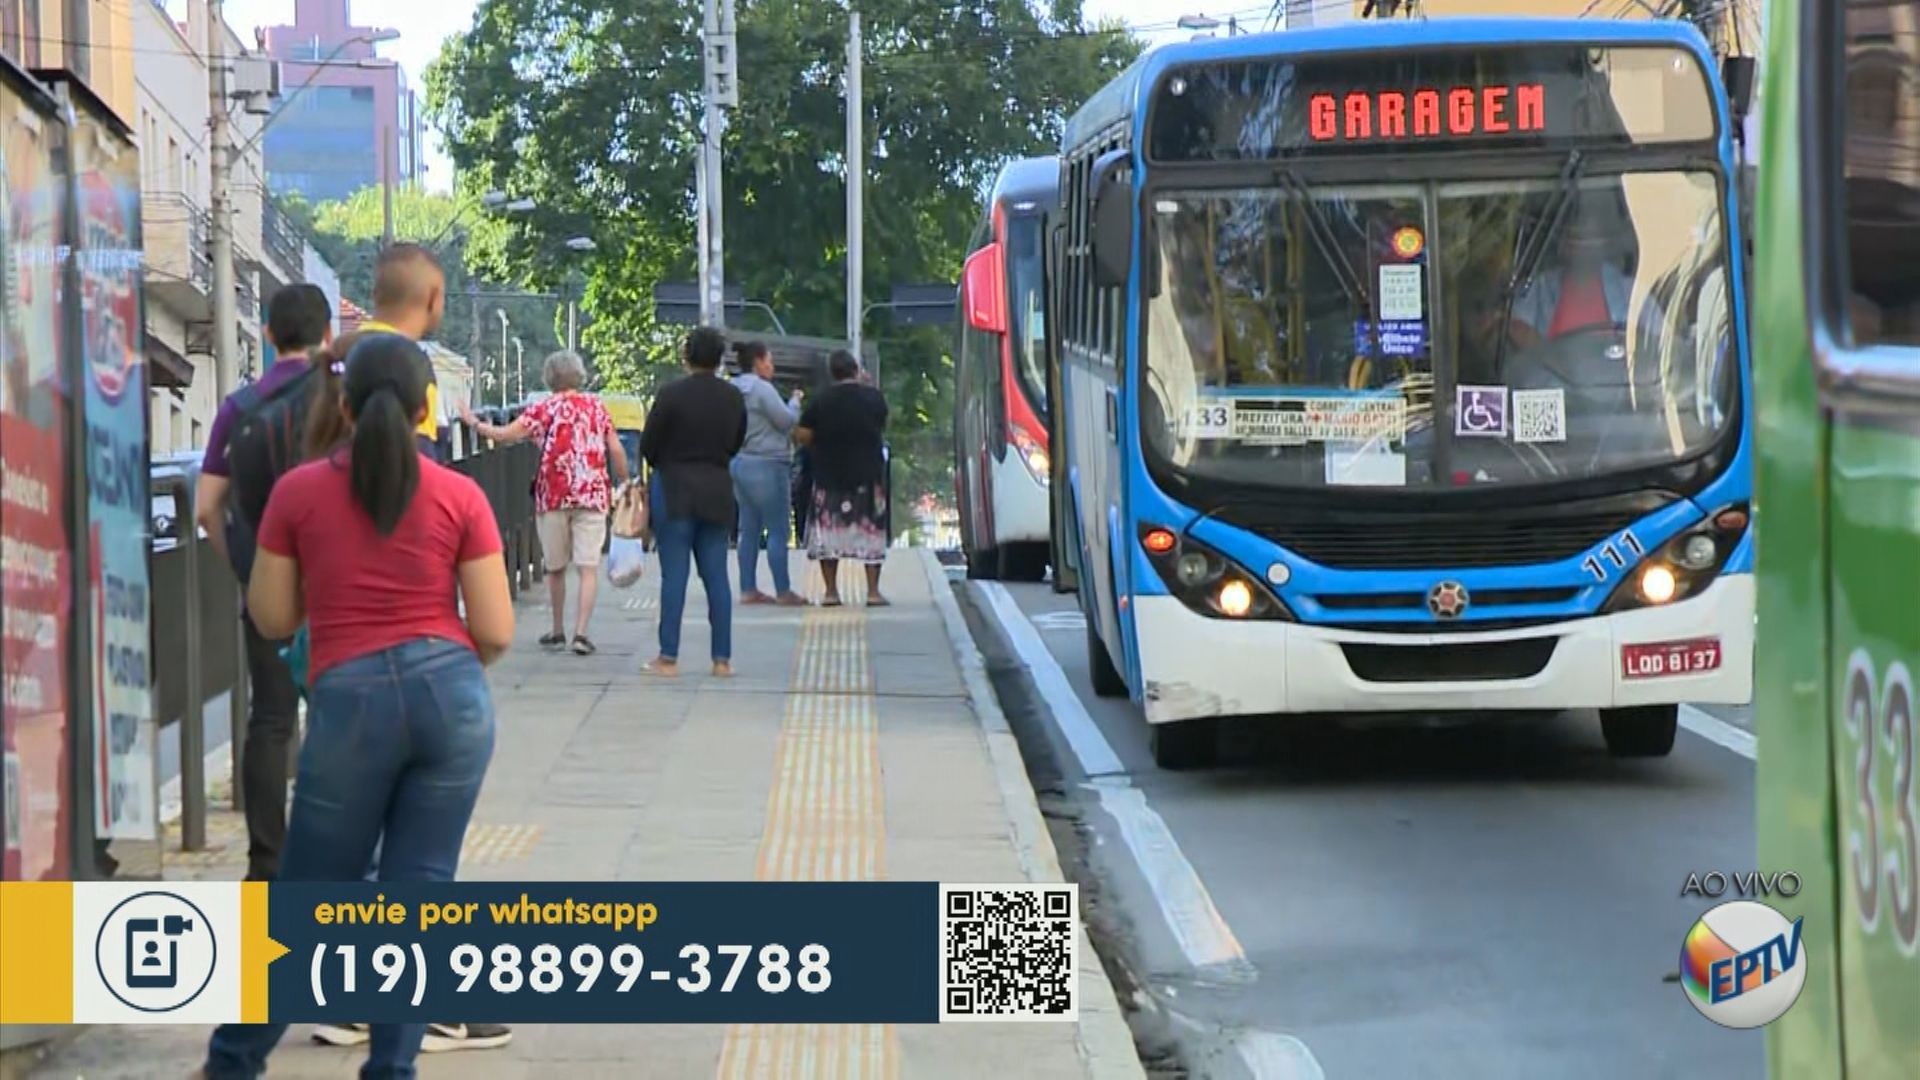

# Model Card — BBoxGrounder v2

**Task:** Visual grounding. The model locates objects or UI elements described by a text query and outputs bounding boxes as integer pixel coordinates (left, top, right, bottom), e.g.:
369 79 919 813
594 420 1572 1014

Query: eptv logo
1679 901 1807 1029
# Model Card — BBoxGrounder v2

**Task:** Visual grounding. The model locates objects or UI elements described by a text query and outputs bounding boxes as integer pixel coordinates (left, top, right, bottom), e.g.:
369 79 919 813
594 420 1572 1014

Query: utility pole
514 338 525 401
208 0 240 395
382 126 395 246
846 8 863 358
695 157 711 325
701 0 736 328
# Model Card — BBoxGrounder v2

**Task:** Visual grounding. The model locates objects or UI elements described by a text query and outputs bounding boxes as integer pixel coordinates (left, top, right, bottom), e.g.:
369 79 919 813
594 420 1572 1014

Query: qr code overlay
940 884 1078 1022
1512 389 1567 444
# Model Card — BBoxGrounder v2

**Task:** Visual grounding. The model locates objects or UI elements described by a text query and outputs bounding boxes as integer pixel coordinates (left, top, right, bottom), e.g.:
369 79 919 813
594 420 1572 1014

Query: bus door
1810 1 1920 1070
1048 217 1081 593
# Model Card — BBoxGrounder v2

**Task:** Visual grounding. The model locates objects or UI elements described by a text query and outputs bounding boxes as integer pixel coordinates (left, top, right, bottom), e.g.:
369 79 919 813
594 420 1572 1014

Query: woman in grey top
730 341 806 605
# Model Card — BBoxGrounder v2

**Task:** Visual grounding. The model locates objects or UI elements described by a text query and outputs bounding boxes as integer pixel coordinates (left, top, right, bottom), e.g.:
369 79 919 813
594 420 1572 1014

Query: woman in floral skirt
794 350 890 606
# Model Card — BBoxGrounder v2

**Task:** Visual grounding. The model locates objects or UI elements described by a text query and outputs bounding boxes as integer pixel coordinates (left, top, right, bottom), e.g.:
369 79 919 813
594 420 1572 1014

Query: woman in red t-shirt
204 335 514 1079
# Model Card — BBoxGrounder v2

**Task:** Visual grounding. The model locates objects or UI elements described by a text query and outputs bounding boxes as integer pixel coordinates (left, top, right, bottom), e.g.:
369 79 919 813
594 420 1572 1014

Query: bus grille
1225 502 1669 570
1342 639 1558 683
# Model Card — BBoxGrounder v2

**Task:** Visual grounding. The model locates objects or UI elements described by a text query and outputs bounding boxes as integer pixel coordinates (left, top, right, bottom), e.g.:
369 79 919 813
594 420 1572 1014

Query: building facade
134 0 285 456
0 0 137 122
256 0 424 202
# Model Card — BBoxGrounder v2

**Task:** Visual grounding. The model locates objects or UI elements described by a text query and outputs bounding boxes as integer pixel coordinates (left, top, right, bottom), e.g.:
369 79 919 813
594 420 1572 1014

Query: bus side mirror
962 243 1007 334
1722 56 1756 122
1090 148 1133 289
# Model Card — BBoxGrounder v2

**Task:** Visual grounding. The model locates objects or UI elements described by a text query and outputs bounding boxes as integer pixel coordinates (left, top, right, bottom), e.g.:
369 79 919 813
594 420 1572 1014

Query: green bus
1756 0 1920 1075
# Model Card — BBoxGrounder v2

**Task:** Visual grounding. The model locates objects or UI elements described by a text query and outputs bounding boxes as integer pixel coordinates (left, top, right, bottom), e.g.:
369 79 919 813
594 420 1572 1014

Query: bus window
1006 215 1050 419
1841 0 1920 347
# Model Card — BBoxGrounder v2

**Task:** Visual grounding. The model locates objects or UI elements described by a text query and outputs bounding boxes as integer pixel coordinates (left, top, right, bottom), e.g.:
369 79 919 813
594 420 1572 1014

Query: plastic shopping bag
607 535 646 588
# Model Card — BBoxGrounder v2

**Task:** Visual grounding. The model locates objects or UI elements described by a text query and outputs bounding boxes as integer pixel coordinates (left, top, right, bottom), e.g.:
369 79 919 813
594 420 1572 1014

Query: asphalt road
958 576 1764 1080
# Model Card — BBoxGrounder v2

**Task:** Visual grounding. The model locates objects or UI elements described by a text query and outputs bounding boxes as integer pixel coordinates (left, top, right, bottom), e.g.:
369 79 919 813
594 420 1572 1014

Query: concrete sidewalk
21 550 1141 1080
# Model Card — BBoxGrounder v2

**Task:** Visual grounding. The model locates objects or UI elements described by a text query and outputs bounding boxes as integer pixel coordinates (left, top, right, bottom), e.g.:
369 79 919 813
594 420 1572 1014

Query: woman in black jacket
640 327 747 676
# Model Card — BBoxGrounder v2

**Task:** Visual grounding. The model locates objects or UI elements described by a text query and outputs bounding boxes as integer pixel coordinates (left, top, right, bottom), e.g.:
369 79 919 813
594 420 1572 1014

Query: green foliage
280 186 570 398
426 0 1138 516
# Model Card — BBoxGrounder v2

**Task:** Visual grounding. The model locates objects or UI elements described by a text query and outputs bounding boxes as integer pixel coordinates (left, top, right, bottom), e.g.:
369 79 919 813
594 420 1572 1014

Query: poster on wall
0 73 73 882
70 105 153 843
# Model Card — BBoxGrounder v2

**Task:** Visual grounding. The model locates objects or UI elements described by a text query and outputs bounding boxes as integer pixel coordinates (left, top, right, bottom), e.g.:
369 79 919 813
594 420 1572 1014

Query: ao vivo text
1680 870 1803 900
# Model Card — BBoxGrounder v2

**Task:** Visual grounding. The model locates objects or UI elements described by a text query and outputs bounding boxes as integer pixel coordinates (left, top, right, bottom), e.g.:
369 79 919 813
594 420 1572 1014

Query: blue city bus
1054 19 1753 768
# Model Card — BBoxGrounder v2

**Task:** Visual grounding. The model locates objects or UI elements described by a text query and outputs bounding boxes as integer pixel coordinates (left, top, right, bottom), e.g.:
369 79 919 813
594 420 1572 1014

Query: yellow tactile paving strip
717 593 899 1080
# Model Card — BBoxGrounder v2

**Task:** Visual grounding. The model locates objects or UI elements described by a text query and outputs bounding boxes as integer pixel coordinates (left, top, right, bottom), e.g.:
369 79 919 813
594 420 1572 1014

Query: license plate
1621 637 1723 680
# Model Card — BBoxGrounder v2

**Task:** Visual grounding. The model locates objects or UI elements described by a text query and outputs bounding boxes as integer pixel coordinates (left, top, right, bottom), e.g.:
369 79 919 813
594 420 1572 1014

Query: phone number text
309 942 832 1007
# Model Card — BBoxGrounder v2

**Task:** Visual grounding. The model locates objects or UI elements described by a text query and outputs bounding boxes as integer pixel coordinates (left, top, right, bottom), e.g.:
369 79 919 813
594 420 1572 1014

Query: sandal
539 632 567 648
866 594 891 608
571 636 597 656
712 661 734 679
642 658 680 677
819 594 843 608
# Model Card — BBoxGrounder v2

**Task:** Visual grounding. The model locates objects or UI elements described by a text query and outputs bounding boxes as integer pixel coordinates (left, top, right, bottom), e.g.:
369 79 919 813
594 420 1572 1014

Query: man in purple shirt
193 283 331 882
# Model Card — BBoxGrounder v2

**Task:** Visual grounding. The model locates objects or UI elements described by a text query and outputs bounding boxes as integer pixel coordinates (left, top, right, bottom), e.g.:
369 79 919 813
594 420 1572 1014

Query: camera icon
94 891 217 1013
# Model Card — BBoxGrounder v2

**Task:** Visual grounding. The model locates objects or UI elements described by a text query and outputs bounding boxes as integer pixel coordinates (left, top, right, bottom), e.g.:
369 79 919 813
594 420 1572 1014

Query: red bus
954 156 1056 581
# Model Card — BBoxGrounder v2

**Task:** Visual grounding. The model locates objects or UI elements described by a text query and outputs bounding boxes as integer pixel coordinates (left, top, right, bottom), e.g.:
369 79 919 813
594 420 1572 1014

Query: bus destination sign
1308 84 1546 145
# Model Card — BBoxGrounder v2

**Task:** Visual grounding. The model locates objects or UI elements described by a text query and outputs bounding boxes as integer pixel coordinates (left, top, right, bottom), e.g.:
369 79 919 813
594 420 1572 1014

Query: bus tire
966 544 1000 581
1087 620 1128 699
999 543 1049 583
1151 718 1219 770
1599 704 1679 758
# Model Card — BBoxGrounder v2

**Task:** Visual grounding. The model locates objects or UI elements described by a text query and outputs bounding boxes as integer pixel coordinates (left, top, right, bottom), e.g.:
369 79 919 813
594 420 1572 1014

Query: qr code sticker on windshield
940 884 1078 1021
1513 388 1567 444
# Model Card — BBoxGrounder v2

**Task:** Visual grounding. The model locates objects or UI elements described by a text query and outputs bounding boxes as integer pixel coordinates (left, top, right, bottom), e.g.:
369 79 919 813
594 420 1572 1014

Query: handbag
610 481 650 539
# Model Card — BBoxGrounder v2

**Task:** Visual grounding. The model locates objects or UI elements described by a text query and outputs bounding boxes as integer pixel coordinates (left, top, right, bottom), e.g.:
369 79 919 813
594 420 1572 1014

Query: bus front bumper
1131 575 1754 724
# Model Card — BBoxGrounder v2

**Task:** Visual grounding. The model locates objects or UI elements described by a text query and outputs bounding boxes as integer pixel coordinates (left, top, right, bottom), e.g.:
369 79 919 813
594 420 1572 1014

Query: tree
279 187 570 401
426 0 1138 519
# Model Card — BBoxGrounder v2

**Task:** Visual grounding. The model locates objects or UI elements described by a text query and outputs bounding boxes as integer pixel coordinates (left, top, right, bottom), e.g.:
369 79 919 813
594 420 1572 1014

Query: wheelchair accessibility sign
1455 385 1509 438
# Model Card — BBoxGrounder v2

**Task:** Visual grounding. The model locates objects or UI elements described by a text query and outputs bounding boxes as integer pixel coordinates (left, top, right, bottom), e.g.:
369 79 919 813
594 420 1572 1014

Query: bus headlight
1139 525 1292 621
1602 503 1747 614
1638 564 1679 605
1011 429 1049 484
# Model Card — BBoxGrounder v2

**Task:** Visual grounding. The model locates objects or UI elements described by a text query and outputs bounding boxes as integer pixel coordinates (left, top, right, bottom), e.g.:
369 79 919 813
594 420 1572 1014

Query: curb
915 550 1146 1080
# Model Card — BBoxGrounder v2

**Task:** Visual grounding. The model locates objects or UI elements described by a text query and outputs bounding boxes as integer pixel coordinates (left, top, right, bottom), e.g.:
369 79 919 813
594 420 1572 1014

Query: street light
561 237 596 349
496 309 511 408
425 191 537 248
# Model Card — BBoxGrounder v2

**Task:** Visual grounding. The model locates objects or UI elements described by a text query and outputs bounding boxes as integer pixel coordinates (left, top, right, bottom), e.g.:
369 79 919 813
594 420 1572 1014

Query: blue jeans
652 479 732 662
732 456 792 595
205 639 495 1080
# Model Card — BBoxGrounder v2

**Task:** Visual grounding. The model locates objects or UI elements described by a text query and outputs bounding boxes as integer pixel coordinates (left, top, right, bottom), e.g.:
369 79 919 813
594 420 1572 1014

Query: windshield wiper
1276 169 1378 361
1491 150 1586 381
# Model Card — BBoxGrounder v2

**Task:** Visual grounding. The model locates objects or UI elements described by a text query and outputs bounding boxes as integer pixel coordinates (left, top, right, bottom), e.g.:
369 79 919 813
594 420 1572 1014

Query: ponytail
339 333 430 535
350 386 420 535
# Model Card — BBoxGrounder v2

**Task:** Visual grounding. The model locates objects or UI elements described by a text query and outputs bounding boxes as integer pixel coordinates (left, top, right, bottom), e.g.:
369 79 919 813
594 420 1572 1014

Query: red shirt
257 454 503 680
1549 270 1612 338
521 392 614 514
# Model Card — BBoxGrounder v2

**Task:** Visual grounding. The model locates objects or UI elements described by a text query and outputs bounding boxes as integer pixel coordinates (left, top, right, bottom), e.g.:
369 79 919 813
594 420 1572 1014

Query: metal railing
261 195 304 276
141 191 214 294
148 440 540 854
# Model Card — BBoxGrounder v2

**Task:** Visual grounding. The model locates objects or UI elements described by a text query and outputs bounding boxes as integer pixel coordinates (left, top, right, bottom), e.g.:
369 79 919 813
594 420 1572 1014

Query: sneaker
421 1022 513 1053
312 1023 370 1047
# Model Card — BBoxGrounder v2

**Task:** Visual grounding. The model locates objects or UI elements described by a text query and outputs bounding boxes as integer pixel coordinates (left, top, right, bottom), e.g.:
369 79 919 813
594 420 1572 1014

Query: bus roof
1063 17 1720 152
990 155 1059 210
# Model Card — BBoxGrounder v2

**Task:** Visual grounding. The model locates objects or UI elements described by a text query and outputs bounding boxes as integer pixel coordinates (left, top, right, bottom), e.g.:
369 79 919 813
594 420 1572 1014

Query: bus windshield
1141 170 1736 491
1006 213 1049 421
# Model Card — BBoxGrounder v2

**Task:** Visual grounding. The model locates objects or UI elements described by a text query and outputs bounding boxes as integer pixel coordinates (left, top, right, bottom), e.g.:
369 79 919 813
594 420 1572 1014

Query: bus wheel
999 543 1049 583
1151 718 1219 770
966 544 1000 581
1087 621 1128 699
1599 705 1679 758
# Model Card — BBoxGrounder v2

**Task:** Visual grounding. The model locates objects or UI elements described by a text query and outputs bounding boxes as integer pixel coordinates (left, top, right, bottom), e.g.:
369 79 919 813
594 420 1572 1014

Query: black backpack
223 365 320 582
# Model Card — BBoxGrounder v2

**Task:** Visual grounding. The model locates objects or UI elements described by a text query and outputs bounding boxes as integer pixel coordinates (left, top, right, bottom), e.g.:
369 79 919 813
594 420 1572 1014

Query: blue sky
217 1 1278 191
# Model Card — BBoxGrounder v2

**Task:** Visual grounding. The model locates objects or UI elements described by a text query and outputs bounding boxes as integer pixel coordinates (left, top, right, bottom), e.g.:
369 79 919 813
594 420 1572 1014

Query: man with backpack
193 283 332 883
